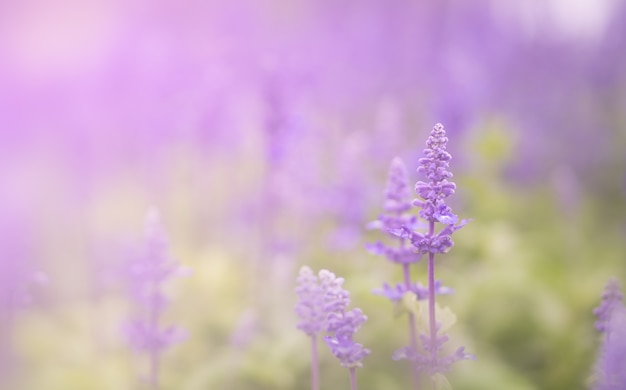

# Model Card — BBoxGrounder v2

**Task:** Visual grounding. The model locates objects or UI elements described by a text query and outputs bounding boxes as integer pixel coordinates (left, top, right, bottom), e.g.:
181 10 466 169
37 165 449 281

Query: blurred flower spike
296 266 370 389
592 279 626 390
593 278 623 333
123 208 188 387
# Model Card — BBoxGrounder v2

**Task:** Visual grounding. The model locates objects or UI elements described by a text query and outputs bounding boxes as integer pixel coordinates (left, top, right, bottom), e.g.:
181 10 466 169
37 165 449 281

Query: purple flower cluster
123 209 187 388
370 123 473 383
367 157 422 265
407 124 472 375
295 267 370 388
372 280 453 302
413 123 457 223
409 123 470 255
295 267 369 366
324 307 369 368
592 279 626 390
295 266 328 337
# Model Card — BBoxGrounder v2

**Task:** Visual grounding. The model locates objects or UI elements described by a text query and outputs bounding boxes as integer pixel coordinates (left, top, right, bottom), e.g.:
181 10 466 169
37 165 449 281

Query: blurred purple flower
295 267 369 389
123 209 187 389
323 306 370 369
368 157 426 387
372 280 453 302
295 266 327 337
592 281 626 390
593 278 624 333
0 208 47 384
318 270 370 369
295 267 355 338
368 158 423 267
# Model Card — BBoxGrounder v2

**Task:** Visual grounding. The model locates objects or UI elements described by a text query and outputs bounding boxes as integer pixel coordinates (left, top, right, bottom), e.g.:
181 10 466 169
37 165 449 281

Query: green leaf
432 373 453 390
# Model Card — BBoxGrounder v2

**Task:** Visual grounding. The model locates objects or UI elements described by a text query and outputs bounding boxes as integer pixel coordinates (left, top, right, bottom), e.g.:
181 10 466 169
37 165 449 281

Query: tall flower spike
384 157 413 216
124 209 187 389
397 123 473 380
319 270 369 369
414 123 458 225
296 267 369 390
366 158 422 267
321 271 370 390
369 156 457 390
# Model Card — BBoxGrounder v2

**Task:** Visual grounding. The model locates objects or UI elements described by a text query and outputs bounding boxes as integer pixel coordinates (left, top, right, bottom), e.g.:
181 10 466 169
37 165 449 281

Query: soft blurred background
1 0 625 389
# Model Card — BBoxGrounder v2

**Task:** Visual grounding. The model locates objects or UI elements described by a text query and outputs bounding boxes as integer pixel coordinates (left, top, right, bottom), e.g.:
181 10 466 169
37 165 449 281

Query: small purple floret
372 280 453 302
593 278 624 333
367 158 422 266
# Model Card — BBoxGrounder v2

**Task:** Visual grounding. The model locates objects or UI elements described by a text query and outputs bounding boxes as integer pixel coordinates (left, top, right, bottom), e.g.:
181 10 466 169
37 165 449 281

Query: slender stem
349 367 357 390
427 221 437 389
149 281 160 390
402 262 420 390
150 348 158 390
401 237 419 353
311 334 319 390
403 263 419 349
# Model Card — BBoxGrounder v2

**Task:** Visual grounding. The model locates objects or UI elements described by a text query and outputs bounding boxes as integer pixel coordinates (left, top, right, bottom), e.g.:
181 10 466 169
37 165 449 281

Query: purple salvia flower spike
322 279 370 390
368 157 423 268
296 267 369 390
370 156 455 389
403 123 473 381
295 266 326 337
383 157 413 215
124 209 187 390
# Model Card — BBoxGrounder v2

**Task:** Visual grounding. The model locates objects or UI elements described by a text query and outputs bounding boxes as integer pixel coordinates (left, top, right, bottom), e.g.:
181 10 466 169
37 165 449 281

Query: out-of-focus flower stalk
368 157 428 388
296 266 369 390
592 279 626 390
123 209 187 389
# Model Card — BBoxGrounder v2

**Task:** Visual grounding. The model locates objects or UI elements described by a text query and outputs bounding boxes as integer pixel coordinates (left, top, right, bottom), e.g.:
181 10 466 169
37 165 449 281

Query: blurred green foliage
11 122 626 390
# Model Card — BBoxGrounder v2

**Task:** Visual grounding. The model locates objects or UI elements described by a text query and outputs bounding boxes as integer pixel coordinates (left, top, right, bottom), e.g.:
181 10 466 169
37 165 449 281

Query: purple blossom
0 209 48 385
367 158 422 268
372 280 453 302
295 266 369 379
414 123 457 223
374 158 424 235
295 266 327 336
123 209 187 389
593 278 623 333
318 269 351 317
593 300 626 389
397 123 473 378
393 340 476 375
384 157 413 215
324 307 370 368
295 267 359 340
365 241 421 265
405 124 470 254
